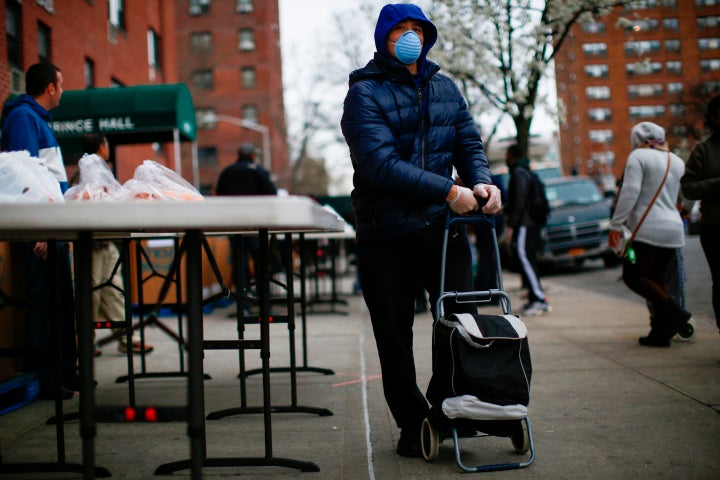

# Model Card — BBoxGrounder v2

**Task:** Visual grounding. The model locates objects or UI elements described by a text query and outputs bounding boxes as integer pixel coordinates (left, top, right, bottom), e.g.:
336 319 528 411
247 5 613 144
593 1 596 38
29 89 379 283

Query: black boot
638 314 671 347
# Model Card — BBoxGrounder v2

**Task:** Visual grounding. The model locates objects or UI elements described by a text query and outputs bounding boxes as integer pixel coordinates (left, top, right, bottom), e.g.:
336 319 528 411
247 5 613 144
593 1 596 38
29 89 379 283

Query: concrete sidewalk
1 272 719 479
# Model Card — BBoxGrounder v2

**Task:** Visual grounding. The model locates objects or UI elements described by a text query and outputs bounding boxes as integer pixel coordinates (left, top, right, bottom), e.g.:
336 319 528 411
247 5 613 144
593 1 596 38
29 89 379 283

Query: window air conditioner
10 68 24 95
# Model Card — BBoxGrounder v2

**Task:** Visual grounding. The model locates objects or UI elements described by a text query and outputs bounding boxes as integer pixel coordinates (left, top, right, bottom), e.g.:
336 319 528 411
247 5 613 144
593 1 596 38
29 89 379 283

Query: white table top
0 196 345 240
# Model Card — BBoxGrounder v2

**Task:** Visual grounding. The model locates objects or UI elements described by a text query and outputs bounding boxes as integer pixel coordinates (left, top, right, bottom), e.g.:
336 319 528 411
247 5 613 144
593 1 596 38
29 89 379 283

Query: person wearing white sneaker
503 144 551 317
78 134 155 356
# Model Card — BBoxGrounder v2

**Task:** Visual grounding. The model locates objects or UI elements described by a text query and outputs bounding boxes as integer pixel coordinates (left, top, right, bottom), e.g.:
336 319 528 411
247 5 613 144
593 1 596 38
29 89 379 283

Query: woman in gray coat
609 122 692 347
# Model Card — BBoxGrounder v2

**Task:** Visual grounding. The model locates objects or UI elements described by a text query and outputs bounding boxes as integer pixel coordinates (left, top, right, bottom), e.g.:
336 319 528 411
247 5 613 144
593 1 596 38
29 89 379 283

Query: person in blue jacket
341 3 501 457
1 63 79 399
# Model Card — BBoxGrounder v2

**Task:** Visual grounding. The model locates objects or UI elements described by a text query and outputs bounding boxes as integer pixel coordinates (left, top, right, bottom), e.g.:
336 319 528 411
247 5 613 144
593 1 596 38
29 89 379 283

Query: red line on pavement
332 374 382 388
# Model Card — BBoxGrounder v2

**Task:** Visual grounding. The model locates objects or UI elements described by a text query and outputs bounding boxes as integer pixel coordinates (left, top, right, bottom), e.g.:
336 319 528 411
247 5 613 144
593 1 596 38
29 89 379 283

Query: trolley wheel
675 318 696 342
511 420 530 454
421 417 440 462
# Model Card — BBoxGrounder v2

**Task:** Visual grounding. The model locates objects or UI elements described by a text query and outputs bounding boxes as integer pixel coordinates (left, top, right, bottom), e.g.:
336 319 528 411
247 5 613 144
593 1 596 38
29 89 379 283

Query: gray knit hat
631 122 666 149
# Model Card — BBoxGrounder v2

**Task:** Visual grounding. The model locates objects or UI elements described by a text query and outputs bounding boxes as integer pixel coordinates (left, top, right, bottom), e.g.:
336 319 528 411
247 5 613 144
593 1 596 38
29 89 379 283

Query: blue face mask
390 30 422 65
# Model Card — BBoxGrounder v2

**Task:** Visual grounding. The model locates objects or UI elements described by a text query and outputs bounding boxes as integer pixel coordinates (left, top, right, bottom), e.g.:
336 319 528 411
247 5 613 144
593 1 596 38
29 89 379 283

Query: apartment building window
628 83 663 98
192 69 214 89
189 0 211 16
584 64 609 78
629 105 665 118
703 81 720 92
665 39 681 52
196 108 216 129
697 0 720 6
238 29 255 51
626 18 659 32
589 129 614 143
586 86 611 100
591 151 615 164
670 125 688 135
663 0 678 6
109 0 126 31
237 0 253 13
148 29 161 70
6 1 21 68
84 58 95 88
667 82 683 94
663 18 679 30
627 0 659 9
582 21 605 34
699 38 720 50
626 61 663 75
38 22 51 63
582 42 607 56
701 59 720 71
698 16 720 28
588 107 612 121
241 66 256 88
669 104 686 116
666 60 682 74
625 40 661 55
198 146 218 168
191 32 212 52
242 105 259 123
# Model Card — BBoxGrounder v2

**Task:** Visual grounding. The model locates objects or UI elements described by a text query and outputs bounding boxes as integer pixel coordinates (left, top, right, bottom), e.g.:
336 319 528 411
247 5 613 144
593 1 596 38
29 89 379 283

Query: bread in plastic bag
64 154 121 201
117 160 203 201
0 150 65 203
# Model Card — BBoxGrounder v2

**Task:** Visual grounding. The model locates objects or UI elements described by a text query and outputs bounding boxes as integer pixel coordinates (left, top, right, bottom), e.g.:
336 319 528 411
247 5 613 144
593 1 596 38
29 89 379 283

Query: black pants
700 223 720 329
513 225 545 303
622 241 689 335
357 218 475 431
20 241 78 388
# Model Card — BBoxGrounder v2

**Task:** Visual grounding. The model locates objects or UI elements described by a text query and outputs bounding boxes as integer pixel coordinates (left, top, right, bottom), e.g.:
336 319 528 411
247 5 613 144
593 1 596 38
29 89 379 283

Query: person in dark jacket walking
504 144 551 316
215 143 277 299
341 3 501 458
681 94 720 334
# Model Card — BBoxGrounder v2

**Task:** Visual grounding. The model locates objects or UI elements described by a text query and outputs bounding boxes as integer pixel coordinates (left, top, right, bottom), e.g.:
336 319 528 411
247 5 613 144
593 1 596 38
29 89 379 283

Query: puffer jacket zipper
418 86 430 226
418 86 425 170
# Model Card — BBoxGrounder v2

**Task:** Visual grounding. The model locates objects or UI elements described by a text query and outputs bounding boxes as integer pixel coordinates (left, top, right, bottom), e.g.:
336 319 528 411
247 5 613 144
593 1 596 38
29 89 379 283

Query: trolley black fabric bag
426 313 532 408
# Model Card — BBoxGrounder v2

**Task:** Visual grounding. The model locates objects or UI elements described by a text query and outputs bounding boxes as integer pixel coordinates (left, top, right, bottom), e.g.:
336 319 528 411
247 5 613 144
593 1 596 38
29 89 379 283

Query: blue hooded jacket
341 3 490 239
1 93 68 191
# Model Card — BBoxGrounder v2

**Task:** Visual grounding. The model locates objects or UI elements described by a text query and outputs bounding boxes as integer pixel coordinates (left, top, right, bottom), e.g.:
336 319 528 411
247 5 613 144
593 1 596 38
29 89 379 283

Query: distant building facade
554 0 720 181
175 0 289 193
0 0 180 182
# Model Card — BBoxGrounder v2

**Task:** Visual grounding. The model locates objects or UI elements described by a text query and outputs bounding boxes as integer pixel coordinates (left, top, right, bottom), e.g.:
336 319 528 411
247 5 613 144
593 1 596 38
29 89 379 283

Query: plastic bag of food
117 160 203 201
0 150 65 203
64 154 121 201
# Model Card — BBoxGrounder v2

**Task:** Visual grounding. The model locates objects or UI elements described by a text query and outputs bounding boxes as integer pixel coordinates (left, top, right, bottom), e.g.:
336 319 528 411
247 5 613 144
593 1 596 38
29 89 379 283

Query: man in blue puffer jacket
341 3 501 457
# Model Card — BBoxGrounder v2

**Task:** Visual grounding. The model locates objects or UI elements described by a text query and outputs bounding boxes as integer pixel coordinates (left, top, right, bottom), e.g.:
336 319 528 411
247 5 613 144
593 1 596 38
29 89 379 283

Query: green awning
51 83 197 144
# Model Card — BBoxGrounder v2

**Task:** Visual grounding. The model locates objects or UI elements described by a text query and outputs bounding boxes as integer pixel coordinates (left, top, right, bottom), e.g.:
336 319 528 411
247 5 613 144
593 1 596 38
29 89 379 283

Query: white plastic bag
64 154 121 201
117 160 203 201
0 150 65 203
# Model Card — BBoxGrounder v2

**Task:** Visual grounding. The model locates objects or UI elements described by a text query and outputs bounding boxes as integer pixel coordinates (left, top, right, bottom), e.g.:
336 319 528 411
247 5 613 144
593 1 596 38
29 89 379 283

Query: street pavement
1 270 719 479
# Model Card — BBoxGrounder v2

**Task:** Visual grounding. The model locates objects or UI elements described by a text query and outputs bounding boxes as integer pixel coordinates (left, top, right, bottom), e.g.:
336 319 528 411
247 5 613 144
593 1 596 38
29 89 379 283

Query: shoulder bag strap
629 152 671 242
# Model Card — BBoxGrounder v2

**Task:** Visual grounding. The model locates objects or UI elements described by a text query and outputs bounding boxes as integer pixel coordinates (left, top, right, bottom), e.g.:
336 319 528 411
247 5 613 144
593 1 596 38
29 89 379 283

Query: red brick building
0 0 181 183
555 0 720 182
174 0 289 193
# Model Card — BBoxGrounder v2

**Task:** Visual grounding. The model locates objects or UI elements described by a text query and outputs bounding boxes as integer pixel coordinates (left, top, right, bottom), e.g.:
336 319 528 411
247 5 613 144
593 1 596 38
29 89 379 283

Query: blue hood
374 4 437 64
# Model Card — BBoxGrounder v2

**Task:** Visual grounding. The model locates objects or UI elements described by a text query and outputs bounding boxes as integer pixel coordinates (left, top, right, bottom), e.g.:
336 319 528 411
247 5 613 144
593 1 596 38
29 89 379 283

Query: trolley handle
438 196 506 318
446 196 492 229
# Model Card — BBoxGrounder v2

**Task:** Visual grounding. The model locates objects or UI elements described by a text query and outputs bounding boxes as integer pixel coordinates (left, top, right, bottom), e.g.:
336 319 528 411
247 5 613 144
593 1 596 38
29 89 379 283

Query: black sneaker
396 428 422 457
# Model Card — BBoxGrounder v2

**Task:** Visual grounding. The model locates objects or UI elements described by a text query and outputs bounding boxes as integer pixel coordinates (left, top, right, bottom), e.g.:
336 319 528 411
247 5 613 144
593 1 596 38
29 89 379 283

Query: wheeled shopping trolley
422 213 535 472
